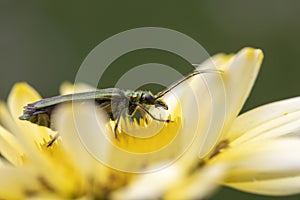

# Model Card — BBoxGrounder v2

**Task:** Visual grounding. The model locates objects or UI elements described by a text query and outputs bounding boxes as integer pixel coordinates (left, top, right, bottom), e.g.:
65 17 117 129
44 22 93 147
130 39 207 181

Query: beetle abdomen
19 104 54 128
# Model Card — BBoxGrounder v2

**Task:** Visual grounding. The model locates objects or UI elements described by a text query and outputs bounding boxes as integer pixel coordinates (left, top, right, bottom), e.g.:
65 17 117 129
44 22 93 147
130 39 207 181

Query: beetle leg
136 103 171 123
47 133 59 147
113 110 124 139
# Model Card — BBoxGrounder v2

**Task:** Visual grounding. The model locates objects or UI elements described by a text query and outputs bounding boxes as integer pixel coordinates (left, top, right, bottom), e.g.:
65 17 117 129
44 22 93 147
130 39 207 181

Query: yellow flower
1 47 300 199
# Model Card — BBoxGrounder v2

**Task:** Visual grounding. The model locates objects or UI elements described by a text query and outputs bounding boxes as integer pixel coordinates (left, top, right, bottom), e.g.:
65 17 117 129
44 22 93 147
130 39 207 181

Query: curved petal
224 176 300 196
216 48 263 143
111 162 227 200
110 164 184 200
0 167 42 199
227 97 300 146
53 103 130 191
5 83 83 195
164 48 263 160
164 163 228 200
53 103 107 176
213 138 300 184
0 166 82 199
7 83 53 144
8 83 41 120
0 125 24 165
0 101 19 134
59 82 96 95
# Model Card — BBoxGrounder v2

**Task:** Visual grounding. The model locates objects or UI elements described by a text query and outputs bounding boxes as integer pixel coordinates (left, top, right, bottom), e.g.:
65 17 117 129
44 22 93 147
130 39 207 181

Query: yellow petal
158 54 231 163
197 52 234 70
228 97 300 145
0 125 24 165
53 102 107 175
0 101 19 134
59 82 96 95
165 163 228 200
112 163 227 200
216 47 263 143
53 103 130 191
110 163 184 200
7 83 53 144
224 176 300 196
163 48 263 161
5 84 83 196
8 82 41 119
27 194 70 200
213 138 300 183
203 48 263 157
0 167 41 199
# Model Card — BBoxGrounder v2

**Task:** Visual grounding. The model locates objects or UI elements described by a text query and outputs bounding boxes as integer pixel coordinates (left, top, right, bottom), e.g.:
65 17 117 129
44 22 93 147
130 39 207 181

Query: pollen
110 116 181 154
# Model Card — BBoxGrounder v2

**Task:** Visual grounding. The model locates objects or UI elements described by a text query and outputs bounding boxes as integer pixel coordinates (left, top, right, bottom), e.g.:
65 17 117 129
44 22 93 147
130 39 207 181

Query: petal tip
59 81 74 95
240 47 264 61
8 82 40 103
8 82 40 100
11 82 32 93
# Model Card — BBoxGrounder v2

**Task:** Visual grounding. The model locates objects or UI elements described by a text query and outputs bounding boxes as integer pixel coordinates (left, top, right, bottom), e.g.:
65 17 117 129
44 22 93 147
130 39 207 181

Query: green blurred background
1 1 300 199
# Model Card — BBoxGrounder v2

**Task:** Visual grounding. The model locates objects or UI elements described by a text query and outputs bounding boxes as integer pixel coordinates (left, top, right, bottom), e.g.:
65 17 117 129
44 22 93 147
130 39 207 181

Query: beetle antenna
155 68 223 99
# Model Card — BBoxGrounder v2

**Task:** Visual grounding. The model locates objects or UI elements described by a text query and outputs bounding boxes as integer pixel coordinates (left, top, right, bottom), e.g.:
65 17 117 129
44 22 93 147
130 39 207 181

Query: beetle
19 68 220 145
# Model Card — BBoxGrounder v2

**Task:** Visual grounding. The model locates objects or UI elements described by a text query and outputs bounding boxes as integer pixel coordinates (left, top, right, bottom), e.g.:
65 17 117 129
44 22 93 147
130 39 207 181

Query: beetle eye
144 93 155 103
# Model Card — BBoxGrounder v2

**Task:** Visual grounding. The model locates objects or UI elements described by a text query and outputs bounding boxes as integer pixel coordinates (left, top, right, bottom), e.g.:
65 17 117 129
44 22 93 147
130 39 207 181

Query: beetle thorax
128 91 143 103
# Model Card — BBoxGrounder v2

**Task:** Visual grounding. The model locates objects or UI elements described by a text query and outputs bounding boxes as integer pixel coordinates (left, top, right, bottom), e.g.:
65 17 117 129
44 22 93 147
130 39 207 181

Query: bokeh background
1 1 300 199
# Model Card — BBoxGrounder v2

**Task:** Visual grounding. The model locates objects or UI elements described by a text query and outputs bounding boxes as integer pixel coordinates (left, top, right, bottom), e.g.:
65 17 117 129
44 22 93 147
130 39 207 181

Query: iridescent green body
19 88 168 138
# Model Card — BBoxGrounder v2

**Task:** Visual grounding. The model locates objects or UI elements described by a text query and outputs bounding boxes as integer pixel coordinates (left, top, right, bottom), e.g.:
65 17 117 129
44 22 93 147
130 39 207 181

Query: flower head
1 47 300 199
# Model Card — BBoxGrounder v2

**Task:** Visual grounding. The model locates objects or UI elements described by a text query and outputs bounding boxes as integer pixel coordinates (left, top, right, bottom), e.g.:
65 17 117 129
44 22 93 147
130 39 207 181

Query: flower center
110 116 181 153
